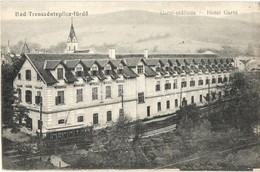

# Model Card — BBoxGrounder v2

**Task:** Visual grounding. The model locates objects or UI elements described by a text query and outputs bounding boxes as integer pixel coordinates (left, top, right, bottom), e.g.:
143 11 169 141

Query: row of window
18 70 41 81
56 111 114 127
155 76 230 91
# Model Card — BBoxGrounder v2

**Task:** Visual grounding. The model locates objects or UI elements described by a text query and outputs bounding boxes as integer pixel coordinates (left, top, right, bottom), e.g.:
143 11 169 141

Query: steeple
21 39 30 54
67 18 78 53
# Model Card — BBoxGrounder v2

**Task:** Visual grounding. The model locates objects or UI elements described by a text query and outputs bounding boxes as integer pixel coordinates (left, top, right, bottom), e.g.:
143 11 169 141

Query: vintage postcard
1 0 260 170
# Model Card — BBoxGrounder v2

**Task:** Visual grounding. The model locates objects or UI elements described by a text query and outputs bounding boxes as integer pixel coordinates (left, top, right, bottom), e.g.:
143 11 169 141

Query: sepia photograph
1 0 260 170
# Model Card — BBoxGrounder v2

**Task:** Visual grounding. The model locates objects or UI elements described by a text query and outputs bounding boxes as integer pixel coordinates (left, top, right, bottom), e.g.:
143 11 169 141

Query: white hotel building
13 23 236 134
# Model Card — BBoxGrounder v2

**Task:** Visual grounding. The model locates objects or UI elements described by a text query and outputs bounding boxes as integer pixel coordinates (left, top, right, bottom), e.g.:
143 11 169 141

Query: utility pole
38 96 43 161
179 82 183 108
121 92 124 116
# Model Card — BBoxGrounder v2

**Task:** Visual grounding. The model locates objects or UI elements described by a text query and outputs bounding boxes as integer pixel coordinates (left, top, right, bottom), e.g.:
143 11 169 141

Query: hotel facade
13 23 236 134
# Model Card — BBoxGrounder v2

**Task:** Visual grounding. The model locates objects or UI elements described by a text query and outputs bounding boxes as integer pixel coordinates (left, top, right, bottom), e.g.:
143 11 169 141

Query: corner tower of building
67 19 78 53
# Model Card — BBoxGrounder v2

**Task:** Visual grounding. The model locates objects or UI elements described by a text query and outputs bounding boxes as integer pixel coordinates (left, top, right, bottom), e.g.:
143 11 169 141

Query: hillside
2 10 260 53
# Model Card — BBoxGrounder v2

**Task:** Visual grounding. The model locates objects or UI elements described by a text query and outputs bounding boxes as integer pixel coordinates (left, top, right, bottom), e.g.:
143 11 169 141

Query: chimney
144 49 148 59
109 48 115 59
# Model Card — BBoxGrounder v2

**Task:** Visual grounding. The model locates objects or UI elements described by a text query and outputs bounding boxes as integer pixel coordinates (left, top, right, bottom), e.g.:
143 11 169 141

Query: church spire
67 18 78 53
21 39 30 54
67 18 77 43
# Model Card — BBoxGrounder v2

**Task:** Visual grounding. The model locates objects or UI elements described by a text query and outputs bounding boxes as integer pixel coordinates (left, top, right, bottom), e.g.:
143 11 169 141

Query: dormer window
117 64 124 75
57 68 63 80
91 66 98 76
137 65 143 74
75 67 83 77
105 65 111 75
165 65 170 71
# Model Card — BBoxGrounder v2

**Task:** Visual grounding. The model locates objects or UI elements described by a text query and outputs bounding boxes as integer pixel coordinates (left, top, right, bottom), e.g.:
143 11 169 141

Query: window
118 85 123 97
107 111 112 122
181 80 187 88
105 65 111 75
17 89 22 102
35 91 42 105
191 96 194 104
106 86 111 98
37 74 41 81
173 79 178 89
198 78 203 86
218 77 223 83
138 92 145 103
182 98 187 106
78 116 84 122
117 65 124 74
93 113 98 124
156 64 160 72
57 68 63 80
92 87 98 100
75 67 83 77
38 120 42 130
76 89 83 102
223 76 228 83
56 91 64 105
212 77 216 84
156 81 160 91
25 70 31 81
166 100 170 109
206 78 210 85
119 109 123 116
137 65 143 74
18 73 21 80
147 106 150 117
157 102 161 111
175 99 178 107
58 119 65 124
190 79 195 87
91 66 98 76
219 92 222 99
165 80 171 90
25 90 32 104
212 92 216 100
200 95 203 102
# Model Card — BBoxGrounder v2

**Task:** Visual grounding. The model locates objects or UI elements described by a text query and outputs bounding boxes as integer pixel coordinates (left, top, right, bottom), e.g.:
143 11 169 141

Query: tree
208 72 260 132
2 56 28 132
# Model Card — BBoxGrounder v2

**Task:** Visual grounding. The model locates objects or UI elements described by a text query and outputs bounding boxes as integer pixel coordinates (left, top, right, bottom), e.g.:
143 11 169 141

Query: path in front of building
143 114 177 124
50 155 70 168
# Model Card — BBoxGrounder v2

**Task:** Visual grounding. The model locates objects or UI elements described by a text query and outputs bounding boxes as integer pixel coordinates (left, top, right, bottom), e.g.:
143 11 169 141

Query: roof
159 59 169 66
124 57 143 67
190 66 200 73
110 59 122 67
65 60 80 69
68 23 77 42
123 66 139 78
96 59 110 68
240 60 250 64
145 66 157 77
44 60 61 70
81 59 96 68
145 59 159 66
21 41 30 54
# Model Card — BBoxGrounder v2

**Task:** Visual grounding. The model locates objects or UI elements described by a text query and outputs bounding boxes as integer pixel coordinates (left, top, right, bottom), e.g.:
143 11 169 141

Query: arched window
93 113 98 124
25 90 32 104
25 70 31 81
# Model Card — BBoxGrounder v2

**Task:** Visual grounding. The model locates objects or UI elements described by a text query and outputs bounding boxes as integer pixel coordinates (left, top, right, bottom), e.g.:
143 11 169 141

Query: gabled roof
145 66 157 77
81 59 96 68
240 60 250 65
190 66 200 73
96 59 110 68
21 41 30 54
65 59 81 69
44 60 61 70
123 66 138 78
193 58 201 65
124 57 146 67
168 59 177 66
159 59 169 66
176 59 185 66
199 65 207 73
145 59 159 66
110 59 123 67
184 59 192 65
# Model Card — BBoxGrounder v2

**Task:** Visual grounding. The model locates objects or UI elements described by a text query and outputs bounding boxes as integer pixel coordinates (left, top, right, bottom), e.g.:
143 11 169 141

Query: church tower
67 19 78 53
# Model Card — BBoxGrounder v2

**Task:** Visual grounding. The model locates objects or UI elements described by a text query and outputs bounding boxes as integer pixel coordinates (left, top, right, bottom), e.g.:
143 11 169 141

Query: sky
1 1 260 20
